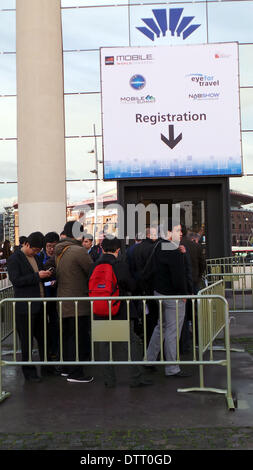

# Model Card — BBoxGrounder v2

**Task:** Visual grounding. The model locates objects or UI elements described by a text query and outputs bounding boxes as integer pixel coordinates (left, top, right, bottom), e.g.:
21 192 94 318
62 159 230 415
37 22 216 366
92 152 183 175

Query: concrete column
16 0 66 237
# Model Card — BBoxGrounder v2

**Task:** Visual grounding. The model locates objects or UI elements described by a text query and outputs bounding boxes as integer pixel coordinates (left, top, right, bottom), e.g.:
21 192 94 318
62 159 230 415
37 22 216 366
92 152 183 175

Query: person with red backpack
88 237 153 388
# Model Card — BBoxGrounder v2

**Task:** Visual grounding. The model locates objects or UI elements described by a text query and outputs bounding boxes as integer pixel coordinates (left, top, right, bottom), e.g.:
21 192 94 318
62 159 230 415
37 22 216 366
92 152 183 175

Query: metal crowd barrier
0 272 11 290
206 256 253 275
0 286 235 410
206 257 253 285
206 256 235 270
205 272 253 312
205 255 253 312
0 285 14 342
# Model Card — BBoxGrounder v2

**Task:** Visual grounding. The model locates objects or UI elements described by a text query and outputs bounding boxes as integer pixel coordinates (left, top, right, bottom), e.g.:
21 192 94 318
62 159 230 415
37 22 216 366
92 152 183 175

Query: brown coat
181 236 205 286
55 238 93 318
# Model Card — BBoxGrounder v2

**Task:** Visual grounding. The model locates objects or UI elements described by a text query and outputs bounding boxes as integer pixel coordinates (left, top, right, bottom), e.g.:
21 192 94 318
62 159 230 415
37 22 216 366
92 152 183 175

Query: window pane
0 53 16 94
0 0 15 10
0 183 17 213
241 131 253 175
0 10 15 51
0 97 16 137
64 93 101 136
66 136 103 180
61 6 129 50
66 180 116 207
0 140 17 181
230 175 253 195
61 0 128 6
64 51 100 93
208 2 253 44
239 45 253 87
130 0 197 3
67 180 96 207
130 3 207 46
240 88 253 131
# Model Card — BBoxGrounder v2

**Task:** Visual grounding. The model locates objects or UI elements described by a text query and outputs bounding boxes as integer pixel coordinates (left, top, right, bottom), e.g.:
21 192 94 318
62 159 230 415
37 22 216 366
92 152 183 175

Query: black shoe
130 378 153 388
144 365 157 372
57 366 69 377
166 371 192 378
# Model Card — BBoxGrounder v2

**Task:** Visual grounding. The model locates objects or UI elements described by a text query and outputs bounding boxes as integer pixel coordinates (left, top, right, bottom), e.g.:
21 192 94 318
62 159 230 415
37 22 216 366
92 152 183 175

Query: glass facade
0 0 253 212
0 2 16 216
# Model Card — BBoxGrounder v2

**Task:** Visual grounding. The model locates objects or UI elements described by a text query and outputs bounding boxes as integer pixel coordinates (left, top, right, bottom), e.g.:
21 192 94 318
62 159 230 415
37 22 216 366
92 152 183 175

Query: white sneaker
67 375 94 383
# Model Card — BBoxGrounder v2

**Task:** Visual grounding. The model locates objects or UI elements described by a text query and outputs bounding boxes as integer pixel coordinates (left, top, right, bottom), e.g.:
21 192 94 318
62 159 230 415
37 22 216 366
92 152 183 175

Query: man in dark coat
180 227 206 352
146 220 191 377
131 227 157 289
131 227 159 344
7 232 52 382
181 228 205 294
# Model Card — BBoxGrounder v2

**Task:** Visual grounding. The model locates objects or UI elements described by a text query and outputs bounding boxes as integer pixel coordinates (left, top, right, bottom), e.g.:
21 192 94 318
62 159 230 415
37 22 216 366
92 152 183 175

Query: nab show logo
136 8 201 41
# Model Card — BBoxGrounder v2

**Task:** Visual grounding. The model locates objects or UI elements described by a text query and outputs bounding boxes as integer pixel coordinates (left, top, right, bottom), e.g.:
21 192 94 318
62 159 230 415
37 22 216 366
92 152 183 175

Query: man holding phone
7 232 53 382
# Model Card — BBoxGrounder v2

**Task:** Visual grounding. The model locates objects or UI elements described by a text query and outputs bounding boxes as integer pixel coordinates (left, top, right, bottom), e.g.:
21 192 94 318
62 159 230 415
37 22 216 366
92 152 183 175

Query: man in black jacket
89 237 153 388
131 227 157 289
131 226 159 344
180 226 204 352
146 220 191 377
7 232 52 382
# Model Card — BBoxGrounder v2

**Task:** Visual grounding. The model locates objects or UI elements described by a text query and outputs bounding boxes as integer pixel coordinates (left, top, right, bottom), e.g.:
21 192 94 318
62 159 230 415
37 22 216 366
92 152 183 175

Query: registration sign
100 43 242 179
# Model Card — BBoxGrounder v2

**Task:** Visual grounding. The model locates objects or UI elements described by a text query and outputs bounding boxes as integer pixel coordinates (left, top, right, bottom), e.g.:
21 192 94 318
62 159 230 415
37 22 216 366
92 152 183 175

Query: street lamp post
89 124 103 242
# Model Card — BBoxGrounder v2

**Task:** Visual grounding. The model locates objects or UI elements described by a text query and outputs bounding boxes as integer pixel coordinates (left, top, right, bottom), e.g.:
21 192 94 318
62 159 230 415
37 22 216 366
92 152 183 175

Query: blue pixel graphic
104 156 242 180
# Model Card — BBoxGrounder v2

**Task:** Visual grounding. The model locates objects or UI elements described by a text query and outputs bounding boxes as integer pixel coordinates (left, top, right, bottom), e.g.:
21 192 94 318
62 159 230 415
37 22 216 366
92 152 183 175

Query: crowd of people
0 239 13 280
6 219 205 388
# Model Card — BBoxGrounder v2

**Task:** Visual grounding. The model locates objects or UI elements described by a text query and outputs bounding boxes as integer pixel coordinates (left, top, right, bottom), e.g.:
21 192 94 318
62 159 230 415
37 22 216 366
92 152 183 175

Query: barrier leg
0 303 11 403
178 297 235 411
0 361 11 403
224 304 235 410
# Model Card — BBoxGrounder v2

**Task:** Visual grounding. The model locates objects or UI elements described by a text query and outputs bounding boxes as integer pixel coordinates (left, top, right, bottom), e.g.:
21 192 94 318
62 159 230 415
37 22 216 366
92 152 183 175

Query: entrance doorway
117 177 231 258
127 193 206 255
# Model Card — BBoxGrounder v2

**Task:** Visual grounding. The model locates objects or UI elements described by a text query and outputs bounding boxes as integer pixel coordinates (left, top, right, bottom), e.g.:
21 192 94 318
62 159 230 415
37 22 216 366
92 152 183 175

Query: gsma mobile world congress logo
136 8 201 41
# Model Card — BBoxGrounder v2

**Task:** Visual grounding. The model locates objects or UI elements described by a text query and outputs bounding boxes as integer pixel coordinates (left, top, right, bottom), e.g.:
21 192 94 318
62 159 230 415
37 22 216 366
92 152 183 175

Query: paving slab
0 311 253 450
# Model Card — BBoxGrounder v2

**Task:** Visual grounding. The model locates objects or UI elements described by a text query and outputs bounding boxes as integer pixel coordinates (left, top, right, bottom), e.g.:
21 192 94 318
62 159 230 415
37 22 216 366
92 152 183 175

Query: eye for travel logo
136 8 201 41
186 73 220 87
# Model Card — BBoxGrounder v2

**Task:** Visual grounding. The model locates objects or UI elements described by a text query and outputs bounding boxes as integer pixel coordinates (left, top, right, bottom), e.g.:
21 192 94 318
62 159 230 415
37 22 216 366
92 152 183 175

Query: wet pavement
0 311 253 450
